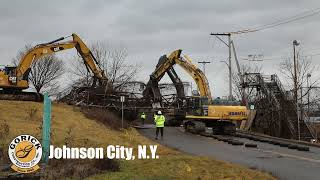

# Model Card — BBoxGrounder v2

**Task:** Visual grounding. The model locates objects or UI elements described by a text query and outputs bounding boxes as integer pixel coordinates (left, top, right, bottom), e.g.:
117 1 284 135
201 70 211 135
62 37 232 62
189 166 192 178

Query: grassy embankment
0 100 275 180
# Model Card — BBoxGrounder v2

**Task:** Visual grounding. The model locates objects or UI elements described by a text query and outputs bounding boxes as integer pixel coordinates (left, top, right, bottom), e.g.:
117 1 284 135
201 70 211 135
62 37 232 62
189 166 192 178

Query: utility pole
210 33 232 100
307 73 311 114
231 41 248 107
293 40 300 140
228 34 232 100
198 61 211 75
293 40 299 105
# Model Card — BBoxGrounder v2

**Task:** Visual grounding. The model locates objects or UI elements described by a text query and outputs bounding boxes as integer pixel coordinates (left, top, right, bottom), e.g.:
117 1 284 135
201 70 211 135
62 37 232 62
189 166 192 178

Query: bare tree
12 45 64 94
279 52 320 140
29 55 64 93
279 53 319 100
71 41 139 91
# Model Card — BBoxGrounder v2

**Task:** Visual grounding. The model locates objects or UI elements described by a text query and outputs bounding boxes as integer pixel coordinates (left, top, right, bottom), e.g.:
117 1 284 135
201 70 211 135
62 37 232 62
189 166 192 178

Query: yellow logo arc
8 135 42 173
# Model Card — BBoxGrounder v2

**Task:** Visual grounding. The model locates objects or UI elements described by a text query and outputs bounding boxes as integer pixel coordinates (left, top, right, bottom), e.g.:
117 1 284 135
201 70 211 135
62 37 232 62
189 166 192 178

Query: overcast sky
1 0 320 97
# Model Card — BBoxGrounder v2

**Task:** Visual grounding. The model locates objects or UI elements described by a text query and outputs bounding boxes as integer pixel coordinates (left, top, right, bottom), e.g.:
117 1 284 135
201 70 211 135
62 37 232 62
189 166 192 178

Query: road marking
263 150 320 163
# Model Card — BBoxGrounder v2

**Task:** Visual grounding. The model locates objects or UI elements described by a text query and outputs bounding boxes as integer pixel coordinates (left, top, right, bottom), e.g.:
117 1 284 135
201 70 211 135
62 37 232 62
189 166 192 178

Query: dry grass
0 100 275 180
81 107 130 130
89 155 276 180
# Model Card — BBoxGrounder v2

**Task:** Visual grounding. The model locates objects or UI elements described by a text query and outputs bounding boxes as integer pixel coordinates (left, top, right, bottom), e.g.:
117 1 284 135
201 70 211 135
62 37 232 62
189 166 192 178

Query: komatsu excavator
144 49 247 134
0 33 108 101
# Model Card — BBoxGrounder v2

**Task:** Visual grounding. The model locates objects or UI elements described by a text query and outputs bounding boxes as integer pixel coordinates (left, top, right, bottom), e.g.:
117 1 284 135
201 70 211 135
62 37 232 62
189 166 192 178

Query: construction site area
1 1 320 180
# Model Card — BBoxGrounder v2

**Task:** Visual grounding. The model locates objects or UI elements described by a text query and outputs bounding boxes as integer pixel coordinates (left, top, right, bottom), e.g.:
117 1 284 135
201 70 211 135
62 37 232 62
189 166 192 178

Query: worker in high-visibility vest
140 112 146 125
154 110 165 140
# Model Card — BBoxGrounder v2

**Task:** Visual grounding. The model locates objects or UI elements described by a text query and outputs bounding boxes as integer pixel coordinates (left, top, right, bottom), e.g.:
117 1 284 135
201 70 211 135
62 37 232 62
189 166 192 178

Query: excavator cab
0 66 18 86
186 96 209 116
3 66 17 85
212 97 241 106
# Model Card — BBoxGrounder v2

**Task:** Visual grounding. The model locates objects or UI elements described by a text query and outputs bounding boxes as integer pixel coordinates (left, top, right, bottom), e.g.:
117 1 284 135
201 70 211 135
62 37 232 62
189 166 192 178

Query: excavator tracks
0 91 43 101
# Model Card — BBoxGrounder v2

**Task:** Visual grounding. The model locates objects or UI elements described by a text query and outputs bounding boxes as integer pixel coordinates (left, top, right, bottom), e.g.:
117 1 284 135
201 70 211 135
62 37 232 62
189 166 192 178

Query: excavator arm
16 42 75 80
143 50 184 104
71 34 107 84
150 49 182 80
143 49 212 106
15 33 107 85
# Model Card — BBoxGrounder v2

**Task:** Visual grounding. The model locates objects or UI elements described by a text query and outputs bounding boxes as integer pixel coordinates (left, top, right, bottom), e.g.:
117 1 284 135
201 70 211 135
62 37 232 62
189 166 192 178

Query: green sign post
41 93 51 164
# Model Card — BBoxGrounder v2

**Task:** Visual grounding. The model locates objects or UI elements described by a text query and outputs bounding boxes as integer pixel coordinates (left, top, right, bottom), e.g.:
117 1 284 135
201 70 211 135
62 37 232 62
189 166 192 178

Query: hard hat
158 110 162 115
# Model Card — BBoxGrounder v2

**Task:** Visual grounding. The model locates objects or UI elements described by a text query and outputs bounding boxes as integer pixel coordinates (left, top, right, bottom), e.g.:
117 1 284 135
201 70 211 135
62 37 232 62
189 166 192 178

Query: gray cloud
0 0 319 97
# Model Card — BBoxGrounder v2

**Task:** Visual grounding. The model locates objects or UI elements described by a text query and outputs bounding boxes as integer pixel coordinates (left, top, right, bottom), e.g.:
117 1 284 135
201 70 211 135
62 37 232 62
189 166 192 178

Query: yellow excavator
0 33 108 101
144 49 247 134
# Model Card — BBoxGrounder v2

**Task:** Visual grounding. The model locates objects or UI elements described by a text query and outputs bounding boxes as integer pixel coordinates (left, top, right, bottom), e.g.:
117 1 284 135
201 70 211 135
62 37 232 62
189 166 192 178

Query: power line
240 52 320 61
234 8 320 34
231 7 320 34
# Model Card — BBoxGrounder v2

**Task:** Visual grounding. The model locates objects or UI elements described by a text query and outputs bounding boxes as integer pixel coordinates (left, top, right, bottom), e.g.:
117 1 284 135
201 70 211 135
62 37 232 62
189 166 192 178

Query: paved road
139 126 320 180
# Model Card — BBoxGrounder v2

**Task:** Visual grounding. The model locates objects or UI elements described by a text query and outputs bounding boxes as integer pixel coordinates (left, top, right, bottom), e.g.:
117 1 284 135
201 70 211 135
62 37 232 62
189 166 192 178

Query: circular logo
8 135 42 173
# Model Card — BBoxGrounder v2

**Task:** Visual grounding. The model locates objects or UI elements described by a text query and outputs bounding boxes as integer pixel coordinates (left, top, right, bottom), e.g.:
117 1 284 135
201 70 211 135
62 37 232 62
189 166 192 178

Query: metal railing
271 74 315 140
301 109 317 140
259 74 297 138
